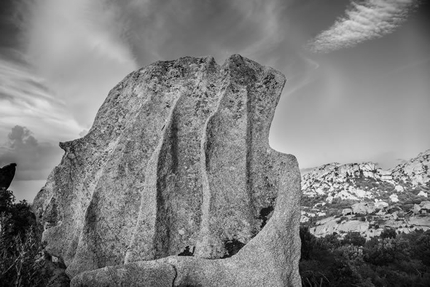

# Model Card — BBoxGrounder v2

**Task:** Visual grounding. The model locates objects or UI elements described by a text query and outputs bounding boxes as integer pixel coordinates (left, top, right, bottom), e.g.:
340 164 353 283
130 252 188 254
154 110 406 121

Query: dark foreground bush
300 226 430 287
0 189 69 287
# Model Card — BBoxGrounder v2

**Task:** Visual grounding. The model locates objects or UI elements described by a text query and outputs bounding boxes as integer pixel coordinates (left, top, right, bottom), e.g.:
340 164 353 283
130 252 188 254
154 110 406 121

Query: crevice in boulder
43 197 59 229
168 263 178 287
177 246 194 256
221 239 245 258
259 206 274 228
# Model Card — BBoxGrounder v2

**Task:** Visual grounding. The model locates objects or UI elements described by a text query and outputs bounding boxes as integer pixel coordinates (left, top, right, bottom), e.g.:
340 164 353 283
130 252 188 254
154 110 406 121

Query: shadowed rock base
71 153 301 286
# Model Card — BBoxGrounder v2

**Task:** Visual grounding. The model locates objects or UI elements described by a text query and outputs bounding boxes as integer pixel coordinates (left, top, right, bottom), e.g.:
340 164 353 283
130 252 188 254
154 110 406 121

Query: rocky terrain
33 55 301 286
301 149 430 238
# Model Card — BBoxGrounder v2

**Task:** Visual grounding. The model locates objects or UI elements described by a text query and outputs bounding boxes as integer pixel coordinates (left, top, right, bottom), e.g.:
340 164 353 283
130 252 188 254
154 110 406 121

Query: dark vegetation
0 189 69 287
178 246 194 256
300 225 430 287
222 239 245 258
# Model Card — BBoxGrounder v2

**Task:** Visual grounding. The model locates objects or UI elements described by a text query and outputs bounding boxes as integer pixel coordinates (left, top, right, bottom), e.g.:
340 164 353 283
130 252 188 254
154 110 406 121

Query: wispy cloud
307 0 420 53
0 51 83 141
98 0 290 64
18 0 137 128
229 0 287 60
2 0 294 194
18 0 292 128
13 0 291 128
281 54 320 98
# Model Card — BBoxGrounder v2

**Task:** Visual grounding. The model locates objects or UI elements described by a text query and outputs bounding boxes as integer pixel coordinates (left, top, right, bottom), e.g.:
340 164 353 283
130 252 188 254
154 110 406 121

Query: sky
0 0 429 202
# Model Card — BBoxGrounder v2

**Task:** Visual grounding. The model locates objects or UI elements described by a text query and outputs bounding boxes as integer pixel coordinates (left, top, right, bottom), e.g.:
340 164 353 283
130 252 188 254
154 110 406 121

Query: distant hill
301 149 430 238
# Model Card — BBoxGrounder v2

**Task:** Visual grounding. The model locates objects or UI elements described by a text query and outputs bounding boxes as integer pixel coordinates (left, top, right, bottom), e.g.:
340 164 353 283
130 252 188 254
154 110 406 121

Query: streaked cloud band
308 0 420 53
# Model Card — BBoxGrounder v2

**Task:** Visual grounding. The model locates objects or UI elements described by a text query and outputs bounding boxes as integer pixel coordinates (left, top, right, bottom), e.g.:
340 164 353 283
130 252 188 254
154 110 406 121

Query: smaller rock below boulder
71 261 176 287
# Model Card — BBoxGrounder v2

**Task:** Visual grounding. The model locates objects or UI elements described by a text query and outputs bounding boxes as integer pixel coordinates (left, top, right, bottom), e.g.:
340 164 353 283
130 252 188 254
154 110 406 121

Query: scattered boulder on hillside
389 194 399 202
352 202 376 215
418 190 428 197
374 201 388 210
342 208 353 216
420 201 430 212
34 55 302 285
412 202 430 215
413 204 422 214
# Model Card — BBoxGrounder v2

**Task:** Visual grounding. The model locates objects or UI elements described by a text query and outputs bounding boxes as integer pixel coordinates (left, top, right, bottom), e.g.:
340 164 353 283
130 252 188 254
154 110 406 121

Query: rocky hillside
301 149 430 238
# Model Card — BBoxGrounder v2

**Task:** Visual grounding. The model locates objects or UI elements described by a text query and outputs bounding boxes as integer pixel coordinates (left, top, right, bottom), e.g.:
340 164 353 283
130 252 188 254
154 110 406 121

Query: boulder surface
71 153 301 286
33 54 301 285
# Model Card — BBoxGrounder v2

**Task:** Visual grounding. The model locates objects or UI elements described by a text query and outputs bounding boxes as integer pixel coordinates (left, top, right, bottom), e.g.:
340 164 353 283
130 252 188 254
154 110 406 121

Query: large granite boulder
33 54 301 285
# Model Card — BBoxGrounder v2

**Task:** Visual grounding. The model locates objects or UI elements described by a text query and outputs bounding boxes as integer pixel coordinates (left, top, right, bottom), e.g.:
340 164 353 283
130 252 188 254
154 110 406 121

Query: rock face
391 149 430 187
0 163 17 190
33 54 301 285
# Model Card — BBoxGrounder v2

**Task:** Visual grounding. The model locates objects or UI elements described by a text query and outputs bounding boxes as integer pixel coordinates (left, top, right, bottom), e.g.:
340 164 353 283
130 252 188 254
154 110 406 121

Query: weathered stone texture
33 54 301 285
71 152 301 287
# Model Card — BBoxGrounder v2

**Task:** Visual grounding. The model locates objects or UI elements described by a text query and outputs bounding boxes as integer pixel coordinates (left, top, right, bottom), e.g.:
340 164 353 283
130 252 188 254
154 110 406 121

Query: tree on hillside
414 230 430 266
380 227 396 239
342 231 366 247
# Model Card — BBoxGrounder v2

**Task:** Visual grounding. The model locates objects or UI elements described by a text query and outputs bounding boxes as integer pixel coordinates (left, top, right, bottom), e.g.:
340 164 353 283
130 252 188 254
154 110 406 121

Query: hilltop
301 149 430 238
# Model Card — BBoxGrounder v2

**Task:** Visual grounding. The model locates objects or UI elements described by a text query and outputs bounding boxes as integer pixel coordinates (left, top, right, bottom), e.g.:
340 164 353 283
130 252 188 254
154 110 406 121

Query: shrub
300 226 430 286
363 238 396 266
413 230 430 266
342 232 366 247
0 189 57 286
0 228 45 286
380 228 396 239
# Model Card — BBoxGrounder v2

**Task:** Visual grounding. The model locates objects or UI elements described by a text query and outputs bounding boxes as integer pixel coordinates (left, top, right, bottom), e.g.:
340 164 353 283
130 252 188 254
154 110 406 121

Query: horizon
1 0 429 201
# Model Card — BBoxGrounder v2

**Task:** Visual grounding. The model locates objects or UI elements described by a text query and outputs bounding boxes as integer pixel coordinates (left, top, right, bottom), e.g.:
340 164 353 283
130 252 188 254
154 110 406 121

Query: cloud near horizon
307 0 420 53
0 125 63 181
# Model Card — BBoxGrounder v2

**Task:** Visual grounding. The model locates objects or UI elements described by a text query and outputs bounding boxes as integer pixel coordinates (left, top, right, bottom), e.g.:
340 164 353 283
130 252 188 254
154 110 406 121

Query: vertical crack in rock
168 263 178 287
154 93 186 259
34 55 301 286
195 69 253 258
